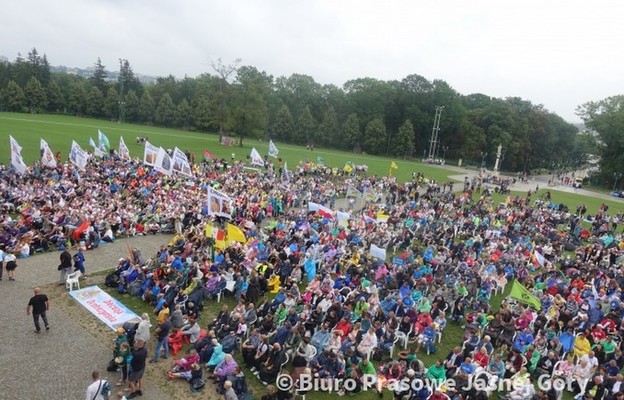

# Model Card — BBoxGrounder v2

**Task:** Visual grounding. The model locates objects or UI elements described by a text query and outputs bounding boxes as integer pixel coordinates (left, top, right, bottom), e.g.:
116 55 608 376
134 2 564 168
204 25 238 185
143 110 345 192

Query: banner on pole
207 186 233 219
40 138 57 168
155 147 173 175
69 140 88 170
172 147 192 177
143 141 158 166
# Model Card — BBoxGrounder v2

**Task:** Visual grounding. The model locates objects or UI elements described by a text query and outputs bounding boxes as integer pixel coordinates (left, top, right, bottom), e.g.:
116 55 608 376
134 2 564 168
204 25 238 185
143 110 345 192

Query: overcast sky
2 0 623 122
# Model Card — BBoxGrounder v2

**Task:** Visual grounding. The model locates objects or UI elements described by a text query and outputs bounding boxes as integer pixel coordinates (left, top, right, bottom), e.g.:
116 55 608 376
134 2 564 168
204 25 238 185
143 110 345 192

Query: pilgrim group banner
69 140 88 170
207 186 233 218
69 285 141 331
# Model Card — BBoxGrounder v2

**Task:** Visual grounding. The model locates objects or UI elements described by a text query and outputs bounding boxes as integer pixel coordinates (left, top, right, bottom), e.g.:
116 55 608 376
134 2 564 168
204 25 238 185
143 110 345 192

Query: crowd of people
3 150 624 400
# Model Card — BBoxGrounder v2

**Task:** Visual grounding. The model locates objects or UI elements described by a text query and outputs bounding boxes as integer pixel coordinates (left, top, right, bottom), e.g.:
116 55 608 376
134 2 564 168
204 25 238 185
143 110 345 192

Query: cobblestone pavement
0 235 172 400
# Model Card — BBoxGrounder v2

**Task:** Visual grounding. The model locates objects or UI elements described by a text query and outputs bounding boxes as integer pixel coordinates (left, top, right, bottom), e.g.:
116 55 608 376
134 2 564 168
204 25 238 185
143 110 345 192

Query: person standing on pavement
135 313 151 344
73 247 86 276
127 340 147 399
150 314 172 363
59 248 73 284
0 244 5 281
85 371 109 400
5 251 17 281
27 287 49 333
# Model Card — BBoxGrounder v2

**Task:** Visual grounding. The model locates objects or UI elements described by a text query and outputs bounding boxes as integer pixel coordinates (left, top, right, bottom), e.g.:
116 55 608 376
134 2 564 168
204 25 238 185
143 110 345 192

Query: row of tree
0 48 593 172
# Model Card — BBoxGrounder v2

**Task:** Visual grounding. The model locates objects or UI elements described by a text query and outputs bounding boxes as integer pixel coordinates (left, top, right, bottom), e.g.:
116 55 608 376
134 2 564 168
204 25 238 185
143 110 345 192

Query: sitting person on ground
181 317 200 344
168 349 200 374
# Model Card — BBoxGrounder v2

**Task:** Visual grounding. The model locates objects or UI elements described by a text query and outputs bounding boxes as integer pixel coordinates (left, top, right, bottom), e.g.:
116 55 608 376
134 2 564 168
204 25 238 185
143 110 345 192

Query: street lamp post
480 151 487 171
442 146 449 162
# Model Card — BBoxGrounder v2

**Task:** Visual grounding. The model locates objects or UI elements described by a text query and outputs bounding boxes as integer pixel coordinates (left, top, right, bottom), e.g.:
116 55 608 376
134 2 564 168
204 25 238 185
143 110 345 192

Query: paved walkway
0 235 172 400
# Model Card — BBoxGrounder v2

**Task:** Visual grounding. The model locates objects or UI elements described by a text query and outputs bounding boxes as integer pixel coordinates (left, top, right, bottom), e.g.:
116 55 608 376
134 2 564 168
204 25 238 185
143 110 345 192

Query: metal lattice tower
427 106 444 159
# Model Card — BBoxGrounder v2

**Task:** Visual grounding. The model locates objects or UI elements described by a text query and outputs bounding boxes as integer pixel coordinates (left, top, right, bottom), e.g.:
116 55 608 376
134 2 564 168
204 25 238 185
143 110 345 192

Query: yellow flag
390 161 398 170
376 210 389 222
227 223 246 243
344 163 353 173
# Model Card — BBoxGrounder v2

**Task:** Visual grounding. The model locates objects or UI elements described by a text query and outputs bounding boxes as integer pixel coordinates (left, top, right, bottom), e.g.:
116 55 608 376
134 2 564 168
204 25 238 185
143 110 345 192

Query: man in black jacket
59 249 73 284
444 346 464 377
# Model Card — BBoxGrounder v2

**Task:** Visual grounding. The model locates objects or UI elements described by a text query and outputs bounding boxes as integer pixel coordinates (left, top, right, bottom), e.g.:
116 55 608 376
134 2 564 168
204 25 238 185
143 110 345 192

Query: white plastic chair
496 276 507 295
389 335 400 358
395 331 408 349
66 271 81 291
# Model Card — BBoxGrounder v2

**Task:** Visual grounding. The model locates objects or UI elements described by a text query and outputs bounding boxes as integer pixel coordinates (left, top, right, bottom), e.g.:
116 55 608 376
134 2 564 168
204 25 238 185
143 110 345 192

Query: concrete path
0 235 172 400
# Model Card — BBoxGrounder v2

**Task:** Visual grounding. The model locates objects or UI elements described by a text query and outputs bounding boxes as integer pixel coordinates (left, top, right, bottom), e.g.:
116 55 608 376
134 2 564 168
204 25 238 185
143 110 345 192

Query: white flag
69 140 88 170
154 147 173 175
250 147 264 167
118 136 130 160
143 141 159 166
268 140 279 158
369 244 387 260
282 161 290 182
172 147 193 177
40 138 57 168
9 135 27 175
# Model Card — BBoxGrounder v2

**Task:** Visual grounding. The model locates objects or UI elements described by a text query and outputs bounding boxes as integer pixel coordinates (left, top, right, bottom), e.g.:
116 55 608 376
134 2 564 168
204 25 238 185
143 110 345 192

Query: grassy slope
0 112 452 183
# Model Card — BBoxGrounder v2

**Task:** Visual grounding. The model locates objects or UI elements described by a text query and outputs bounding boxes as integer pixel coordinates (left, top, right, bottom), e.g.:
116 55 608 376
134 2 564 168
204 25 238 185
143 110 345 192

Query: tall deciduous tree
124 90 140 122
85 85 104 117
210 57 241 139
67 81 86 116
577 95 624 185
342 113 361 152
363 117 386 154
175 98 192 129
46 81 65 113
155 93 176 126
393 119 414 158
192 96 215 132
138 92 155 123
24 76 47 113
273 104 294 141
103 87 119 120
294 106 316 145
318 106 340 147
231 68 268 146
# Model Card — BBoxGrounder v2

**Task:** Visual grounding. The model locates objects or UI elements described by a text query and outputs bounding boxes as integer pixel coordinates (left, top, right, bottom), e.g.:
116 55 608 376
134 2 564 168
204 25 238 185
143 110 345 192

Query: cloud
1 0 623 121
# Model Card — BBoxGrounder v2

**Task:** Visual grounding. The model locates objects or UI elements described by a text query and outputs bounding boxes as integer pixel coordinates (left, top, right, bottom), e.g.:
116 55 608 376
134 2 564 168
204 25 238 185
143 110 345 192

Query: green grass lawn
488 189 624 220
0 112 454 183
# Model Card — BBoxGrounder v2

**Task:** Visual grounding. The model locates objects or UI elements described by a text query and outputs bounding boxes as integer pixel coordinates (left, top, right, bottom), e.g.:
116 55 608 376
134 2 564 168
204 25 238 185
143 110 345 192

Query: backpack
97 380 112 399
105 272 120 288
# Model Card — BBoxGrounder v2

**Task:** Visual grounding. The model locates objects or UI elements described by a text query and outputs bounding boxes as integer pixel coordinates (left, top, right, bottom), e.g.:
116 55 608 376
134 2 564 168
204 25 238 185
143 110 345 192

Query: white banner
155 147 173 175
250 147 264 167
9 135 27 175
118 136 130 161
143 141 158 166
69 140 88 170
207 186 233 219
40 138 57 168
369 244 387 260
172 147 192 177
268 140 279 158
69 285 141 331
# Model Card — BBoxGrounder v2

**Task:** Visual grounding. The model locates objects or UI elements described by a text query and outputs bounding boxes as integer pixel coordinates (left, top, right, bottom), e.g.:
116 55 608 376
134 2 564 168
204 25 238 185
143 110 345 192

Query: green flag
510 280 541 310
